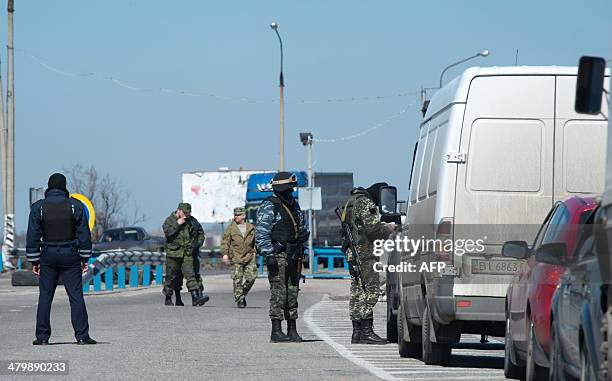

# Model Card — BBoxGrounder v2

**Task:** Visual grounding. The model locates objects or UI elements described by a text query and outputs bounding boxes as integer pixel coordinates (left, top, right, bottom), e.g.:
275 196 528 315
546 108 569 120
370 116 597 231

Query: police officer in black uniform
26 173 96 345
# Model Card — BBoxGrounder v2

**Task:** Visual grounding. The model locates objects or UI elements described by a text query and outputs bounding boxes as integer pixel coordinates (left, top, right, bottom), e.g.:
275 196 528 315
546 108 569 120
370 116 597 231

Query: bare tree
64 164 147 240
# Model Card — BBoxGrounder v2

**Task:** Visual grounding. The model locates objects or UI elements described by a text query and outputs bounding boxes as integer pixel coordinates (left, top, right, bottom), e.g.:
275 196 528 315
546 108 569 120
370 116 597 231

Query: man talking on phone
26 173 95 345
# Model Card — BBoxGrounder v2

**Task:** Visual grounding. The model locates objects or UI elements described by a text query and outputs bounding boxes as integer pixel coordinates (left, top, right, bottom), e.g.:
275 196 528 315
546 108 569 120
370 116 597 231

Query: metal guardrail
257 247 350 279
82 250 165 293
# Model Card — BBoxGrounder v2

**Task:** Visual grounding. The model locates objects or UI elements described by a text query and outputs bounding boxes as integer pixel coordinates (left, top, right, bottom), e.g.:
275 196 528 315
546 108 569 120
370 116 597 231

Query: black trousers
36 245 89 341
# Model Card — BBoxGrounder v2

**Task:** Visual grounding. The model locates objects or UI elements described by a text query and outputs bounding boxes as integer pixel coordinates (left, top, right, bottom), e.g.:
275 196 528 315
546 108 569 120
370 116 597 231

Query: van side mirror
502 241 529 259
535 242 567 266
379 186 402 225
575 56 606 115
379 186 397 214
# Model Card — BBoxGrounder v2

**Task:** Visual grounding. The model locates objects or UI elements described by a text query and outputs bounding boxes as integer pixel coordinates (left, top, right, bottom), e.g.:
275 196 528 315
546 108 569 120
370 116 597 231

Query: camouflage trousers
231 256 258 303
268 255 299 321
163 256 199 296
349 256 381 321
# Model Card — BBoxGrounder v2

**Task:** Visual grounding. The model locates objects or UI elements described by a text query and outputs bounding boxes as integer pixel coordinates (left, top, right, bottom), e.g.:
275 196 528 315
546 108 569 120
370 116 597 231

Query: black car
539 207 608 380
93 227 164 252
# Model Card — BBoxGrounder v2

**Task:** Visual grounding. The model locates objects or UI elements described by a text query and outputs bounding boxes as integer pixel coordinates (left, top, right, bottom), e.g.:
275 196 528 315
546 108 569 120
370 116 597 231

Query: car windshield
100 229 142 242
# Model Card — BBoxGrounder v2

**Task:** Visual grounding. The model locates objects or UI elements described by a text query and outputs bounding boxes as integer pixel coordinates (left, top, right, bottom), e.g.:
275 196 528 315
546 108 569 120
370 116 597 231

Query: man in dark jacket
26 173 96 345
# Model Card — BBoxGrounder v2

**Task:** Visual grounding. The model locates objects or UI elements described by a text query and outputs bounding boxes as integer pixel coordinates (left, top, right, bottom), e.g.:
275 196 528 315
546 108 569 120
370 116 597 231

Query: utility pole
3 0 15 266
0 14 5 270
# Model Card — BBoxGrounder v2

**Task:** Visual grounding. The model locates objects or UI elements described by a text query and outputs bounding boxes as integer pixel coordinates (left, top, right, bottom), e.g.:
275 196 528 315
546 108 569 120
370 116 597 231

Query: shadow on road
448 354 504 369
454 342 504 350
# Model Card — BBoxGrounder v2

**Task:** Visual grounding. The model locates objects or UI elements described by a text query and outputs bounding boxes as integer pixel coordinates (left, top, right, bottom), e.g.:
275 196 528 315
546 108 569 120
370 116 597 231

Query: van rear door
453 75 555 295
553 75 607 200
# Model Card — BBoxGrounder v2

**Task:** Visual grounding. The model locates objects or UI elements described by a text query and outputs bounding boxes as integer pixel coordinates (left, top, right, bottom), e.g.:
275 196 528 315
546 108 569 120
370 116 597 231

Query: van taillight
457 300 472 308
436 218 453 237
435 218 453 261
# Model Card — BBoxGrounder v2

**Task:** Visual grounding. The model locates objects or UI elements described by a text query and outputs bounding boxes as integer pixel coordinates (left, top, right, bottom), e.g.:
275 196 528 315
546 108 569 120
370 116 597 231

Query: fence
82 250 165 293
257 247 349 279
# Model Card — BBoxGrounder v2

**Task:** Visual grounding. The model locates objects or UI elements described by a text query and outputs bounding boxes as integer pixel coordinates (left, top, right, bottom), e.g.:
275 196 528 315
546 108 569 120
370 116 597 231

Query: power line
314 105 413 143
19 49 418 105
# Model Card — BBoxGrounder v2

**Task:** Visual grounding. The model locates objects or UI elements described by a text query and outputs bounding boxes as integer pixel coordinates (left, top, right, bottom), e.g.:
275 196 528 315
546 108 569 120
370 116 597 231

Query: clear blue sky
3 0 611 233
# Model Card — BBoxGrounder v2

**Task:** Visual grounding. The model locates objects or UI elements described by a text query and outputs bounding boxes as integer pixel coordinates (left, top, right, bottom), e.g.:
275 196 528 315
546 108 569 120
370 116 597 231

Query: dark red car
502 195 597 380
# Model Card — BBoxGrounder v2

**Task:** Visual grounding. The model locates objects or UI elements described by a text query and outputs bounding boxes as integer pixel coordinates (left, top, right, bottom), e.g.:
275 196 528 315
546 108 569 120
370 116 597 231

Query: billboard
182 170 273 224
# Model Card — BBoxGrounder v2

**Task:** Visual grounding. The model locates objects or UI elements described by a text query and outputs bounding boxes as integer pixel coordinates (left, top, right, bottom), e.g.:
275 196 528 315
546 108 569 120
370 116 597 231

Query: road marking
8 309 22 312
305 295 506 380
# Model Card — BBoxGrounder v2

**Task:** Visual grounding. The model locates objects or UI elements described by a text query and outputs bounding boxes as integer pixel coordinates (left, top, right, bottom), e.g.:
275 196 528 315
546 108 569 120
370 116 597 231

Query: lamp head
270 22 278 30
299 132 313 146
478 50 490 57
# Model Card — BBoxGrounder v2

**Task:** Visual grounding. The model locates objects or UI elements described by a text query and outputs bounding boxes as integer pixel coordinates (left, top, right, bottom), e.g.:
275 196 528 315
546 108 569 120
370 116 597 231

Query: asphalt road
0 273 505 380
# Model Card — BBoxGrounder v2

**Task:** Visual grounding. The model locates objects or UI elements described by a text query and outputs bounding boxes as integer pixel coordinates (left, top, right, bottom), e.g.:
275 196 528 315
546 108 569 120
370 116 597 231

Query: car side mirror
575 56 606 115
535 242 567 266
502 241 529 259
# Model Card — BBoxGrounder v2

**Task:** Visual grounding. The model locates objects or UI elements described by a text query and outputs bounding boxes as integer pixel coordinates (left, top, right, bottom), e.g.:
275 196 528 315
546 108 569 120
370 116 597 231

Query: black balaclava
365 182 388 205
275 188 295 206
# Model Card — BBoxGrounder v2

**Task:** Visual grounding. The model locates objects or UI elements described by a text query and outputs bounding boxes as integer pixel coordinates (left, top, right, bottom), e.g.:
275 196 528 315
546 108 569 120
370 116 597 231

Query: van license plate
471 259 522 275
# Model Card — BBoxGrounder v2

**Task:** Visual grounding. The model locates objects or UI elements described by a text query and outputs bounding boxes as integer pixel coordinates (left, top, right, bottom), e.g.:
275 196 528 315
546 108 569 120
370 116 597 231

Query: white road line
306 296 506 380
305 297 400 381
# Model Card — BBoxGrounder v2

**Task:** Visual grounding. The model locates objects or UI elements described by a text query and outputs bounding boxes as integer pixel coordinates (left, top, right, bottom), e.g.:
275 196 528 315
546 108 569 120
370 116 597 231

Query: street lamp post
439 50 490 88
270 22 285 171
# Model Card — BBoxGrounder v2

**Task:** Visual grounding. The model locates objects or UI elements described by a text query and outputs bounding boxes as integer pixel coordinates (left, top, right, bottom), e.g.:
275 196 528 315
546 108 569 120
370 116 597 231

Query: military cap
234 207 246 216
178 202 192 212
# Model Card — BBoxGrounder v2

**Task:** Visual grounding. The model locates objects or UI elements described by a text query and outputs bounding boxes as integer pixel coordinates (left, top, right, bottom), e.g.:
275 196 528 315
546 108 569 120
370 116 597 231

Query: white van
387 66 609 365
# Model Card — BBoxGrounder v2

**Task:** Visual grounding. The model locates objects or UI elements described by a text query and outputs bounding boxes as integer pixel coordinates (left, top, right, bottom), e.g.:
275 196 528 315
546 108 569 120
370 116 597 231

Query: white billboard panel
182 170 271 224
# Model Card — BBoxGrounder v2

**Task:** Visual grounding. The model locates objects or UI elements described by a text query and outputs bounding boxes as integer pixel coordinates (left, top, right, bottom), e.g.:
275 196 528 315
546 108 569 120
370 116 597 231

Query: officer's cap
233 207 246 216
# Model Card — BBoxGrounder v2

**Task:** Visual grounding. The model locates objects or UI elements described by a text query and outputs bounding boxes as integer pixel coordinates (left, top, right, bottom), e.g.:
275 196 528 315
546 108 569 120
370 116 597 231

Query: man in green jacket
162 203 209 306
221 207 257 308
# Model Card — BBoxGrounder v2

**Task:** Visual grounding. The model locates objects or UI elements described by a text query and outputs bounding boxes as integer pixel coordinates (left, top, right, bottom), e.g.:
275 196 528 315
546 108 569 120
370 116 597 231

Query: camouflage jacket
220 221 255 265
255 199 309 256
162 212 205 258
346 190 390 258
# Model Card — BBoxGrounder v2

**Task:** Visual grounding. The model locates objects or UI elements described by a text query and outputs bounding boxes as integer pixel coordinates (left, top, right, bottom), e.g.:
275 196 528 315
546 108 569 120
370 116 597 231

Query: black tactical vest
41 200 76 242
268 196 301 245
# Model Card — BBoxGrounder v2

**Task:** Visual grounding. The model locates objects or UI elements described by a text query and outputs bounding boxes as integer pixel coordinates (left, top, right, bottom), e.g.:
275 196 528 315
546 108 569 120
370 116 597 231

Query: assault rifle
335 206 366 292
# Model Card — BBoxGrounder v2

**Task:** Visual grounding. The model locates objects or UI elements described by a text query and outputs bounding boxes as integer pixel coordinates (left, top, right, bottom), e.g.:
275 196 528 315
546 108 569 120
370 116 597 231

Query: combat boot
174 290 184 306
270 319 291 343
190 290 210 306
286 319 303 342
164 294 173 306
351 320 362 344
359 318 387 344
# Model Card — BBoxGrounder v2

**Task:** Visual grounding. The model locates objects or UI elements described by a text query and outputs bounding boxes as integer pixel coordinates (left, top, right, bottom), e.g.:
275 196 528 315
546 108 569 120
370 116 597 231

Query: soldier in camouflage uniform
256 172 309 343
162 203 209 307
221 207 257 308
342 183 395 344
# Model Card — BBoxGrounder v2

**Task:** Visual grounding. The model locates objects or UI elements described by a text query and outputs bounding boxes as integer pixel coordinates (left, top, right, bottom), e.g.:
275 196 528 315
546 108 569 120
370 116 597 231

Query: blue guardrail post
105 267 113 291
129 265 139 288
142 264 151 286
117 266 126 289
155 265 163 285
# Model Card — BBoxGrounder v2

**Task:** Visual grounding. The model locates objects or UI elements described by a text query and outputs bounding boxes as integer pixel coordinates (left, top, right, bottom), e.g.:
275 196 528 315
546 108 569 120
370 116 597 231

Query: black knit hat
48 173 67 191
